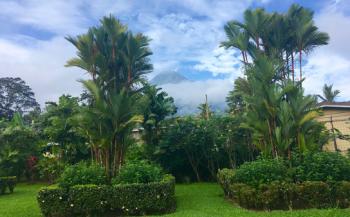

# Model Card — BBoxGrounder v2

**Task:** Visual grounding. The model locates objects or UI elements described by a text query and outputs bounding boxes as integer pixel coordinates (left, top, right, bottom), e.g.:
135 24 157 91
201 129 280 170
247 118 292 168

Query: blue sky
0 0 349 113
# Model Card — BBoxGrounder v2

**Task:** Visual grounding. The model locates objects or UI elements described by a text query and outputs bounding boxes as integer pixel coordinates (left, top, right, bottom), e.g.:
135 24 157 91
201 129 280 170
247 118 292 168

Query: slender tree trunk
128 67 132 85
291 53 295 82
299 49 302 82
244 51 248 63
330 115 339 152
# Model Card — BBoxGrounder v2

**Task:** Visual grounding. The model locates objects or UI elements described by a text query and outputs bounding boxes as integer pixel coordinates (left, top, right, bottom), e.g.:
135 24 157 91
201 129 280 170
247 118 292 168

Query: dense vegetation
0 3 349 216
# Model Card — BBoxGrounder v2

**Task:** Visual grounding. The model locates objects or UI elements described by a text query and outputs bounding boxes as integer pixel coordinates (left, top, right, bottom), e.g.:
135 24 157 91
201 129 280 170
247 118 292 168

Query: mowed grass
0 183 43 217
157 183 350 217
1 183 349 217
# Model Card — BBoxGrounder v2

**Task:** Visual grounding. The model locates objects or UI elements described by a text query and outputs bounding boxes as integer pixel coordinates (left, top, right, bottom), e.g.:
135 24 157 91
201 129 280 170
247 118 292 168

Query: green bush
234 158 289 187
0 176 16 195
58 162 107 188
37 175 176 217
217 168 235 197
335 181 350 208
293 181 332 209
259 181 294 210
112 161 163 184
227 181 350 210
295 152 350 182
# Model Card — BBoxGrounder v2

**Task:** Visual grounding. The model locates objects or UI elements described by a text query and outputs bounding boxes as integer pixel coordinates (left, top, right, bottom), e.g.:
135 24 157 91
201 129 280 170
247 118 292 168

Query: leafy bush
228 181 350 210
58 162 107 188
37 175 176 216
295 152 350 182
234 158 289 187
335 181 350 208
293 181 332 209
0 176 16 195
37 153 65 184
112 161 163 184
217 168 235 197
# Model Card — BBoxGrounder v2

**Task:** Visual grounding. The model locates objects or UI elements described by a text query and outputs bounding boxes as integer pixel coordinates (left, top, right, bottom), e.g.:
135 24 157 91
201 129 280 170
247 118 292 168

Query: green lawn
0 183 349 217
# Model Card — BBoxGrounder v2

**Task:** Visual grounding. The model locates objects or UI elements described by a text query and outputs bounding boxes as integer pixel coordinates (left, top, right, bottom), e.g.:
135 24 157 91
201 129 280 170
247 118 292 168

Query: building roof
318 101 350 109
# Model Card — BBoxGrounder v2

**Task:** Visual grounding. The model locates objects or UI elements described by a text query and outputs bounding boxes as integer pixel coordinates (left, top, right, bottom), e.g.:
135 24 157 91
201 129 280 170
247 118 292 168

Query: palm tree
66 15 152 176
240 55 324 158
142 84 176 147
322 84 340 102
78 80 142 177
288 4 329 81
222 5 329 82
221 22 250 64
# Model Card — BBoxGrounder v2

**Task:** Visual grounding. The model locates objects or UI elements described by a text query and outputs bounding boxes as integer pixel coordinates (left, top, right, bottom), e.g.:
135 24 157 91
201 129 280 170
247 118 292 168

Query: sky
0 0 350 113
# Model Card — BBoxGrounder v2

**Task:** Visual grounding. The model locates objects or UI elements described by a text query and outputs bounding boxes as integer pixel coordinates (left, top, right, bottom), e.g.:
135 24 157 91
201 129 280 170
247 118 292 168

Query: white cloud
0 37 87 107
160 78 234 114
0 0 89 35
303 1 350 101
194 47 243 76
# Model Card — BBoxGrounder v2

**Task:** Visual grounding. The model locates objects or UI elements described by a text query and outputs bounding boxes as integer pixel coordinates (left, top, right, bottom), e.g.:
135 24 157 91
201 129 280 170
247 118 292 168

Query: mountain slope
150 72 189 85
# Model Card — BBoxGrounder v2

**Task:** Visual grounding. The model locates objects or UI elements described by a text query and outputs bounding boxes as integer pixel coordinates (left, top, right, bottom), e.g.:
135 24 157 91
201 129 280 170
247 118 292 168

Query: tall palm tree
288 4 329 81
322 84 340 102
221 22 250 64
78 80 142 177
122 33 153 89
239 8 268 50
66 15 152 175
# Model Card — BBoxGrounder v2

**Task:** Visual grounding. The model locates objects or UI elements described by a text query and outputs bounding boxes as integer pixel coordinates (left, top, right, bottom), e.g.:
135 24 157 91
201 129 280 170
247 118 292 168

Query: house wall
316 108 350 152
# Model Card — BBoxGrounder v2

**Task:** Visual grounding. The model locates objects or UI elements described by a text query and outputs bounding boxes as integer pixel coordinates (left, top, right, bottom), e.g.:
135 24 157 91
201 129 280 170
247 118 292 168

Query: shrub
259 181 294 210
37 153 65 184
295 152 350 182
37 175 176 217
335 181 350 208
112 161 163 184
234 158 289 187
58 162 107 188
0 176 17 195
293 181 332 209
235 184 258 209
217 169 235 197
227 181 350 210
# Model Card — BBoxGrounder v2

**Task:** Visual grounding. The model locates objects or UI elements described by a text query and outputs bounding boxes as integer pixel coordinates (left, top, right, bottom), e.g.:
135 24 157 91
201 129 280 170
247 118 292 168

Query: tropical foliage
66 15 153 177
321 84 340 102
221 4 329 82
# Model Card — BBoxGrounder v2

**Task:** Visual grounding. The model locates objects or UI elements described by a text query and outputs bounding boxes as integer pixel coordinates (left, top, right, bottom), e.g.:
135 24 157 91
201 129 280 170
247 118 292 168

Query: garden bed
37 175 176 217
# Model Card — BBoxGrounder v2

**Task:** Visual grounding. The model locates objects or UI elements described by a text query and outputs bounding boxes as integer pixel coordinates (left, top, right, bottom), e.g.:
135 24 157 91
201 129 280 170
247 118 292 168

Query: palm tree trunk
128 67 131 85
291 53 295 82
299 49 302 82
241 51 246 64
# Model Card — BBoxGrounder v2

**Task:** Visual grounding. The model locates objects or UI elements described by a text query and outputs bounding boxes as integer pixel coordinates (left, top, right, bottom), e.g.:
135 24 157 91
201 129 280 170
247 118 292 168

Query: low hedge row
0 176 16 195
37 175 176 217
228 181 350 210
218 169 350 210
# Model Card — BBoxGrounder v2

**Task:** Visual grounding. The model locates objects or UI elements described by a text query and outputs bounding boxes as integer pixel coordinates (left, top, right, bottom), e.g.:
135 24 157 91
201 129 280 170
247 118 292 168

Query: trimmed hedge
0 176 16 195
218 168 350 210
37 175 176 217
217 168 235 197
224 179 350 210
